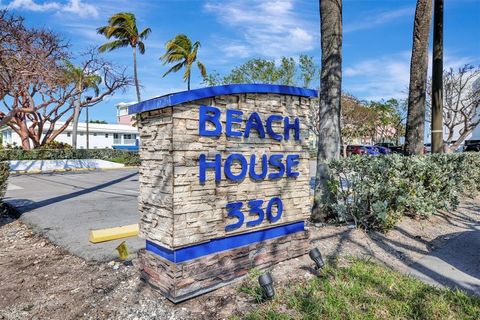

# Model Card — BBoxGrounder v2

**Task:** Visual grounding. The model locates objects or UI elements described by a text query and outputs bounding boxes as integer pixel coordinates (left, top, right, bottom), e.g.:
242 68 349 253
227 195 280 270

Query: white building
1 121 139 150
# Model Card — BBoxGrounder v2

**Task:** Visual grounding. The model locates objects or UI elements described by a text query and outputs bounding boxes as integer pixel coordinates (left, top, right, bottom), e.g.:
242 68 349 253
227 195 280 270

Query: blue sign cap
128 84 318 115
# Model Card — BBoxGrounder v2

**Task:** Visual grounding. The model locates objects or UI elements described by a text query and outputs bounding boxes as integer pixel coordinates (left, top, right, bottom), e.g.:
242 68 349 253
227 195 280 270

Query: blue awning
128 84 318 115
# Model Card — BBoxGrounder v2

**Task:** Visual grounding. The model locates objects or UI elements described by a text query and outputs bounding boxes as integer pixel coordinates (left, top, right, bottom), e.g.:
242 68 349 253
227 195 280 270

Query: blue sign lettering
225 197 284 231
199 105 222 137
198 105 300 141
199 154 221 184
198 153 300 184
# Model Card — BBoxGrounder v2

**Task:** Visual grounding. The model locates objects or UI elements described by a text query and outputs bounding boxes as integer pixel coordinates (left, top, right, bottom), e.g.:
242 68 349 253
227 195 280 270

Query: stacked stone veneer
137 93 313 302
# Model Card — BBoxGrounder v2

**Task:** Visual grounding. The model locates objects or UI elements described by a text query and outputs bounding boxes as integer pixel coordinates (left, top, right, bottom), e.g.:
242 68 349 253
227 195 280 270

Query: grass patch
238 258 480 320
108 156 127 164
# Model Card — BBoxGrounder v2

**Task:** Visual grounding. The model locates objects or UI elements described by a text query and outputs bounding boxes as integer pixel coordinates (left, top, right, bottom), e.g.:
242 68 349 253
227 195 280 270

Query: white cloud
204 0 316 58
5 0 97 17
62 0 98 18
223 43 251 59
344 7 414 33
7 0 60 11
344 51 478 101
345 51 411 100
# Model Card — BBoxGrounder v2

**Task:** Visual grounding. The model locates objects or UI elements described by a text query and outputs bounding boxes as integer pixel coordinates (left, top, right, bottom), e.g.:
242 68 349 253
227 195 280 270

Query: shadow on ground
310 199 480 296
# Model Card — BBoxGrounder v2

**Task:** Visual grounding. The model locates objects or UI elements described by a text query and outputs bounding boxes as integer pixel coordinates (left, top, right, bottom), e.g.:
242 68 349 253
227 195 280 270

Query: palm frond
161 52 186 64
97 25 110 37
197 61 207 78
108 12 135 27
163 62 185 77
183 64 192 82
98 39 130 52
139 28 152 40
138 41 146 54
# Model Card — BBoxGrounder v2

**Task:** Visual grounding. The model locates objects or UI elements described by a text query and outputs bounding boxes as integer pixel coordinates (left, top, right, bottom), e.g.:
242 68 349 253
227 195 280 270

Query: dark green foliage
326 153 480 230
39 141 73 150
203 55 318 88
0 149 140 166
0 162 9 201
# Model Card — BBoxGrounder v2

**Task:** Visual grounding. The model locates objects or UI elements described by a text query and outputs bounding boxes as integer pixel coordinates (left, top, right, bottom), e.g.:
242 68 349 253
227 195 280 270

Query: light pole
431 0 444 153
85 96 92 149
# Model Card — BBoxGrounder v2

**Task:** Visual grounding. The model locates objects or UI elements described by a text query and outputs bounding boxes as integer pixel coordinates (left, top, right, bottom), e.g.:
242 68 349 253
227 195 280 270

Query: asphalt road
5 169 143 261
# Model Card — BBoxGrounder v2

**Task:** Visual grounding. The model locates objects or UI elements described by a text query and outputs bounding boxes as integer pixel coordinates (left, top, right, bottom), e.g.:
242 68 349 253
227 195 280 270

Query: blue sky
2 0 479 123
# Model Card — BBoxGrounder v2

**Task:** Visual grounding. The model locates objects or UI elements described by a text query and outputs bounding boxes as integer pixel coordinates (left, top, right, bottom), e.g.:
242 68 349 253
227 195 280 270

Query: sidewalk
307 197 480 296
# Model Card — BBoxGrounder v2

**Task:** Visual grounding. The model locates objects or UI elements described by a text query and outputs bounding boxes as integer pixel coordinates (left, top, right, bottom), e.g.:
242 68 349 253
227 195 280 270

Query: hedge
326 153 480 231
0 149 140 166
0 162 9 203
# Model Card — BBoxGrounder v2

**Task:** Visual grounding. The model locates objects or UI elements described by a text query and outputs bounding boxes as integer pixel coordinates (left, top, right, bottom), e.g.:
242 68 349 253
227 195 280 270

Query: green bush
0 149 140 166
39 141 73 150
326 153 480 231
0 162 9 202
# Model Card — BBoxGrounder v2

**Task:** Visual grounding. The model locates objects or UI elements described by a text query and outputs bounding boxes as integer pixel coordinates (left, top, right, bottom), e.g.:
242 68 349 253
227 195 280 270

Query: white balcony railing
123 139 136 145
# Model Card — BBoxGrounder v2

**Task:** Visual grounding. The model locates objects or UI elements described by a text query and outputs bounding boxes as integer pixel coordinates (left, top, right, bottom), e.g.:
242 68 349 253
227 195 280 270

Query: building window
113 133 121 145
67 132 71 137
93 133 97 136
105 133 109 138
123 134 135 145
80 133 84 136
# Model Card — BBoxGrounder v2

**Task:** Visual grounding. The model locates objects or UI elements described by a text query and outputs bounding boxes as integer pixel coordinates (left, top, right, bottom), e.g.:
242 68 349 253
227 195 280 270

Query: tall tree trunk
187 73 191 91
431 0 444 153
71 81 82 149
312 0 343 222
405 0 433 155
133 47 141 102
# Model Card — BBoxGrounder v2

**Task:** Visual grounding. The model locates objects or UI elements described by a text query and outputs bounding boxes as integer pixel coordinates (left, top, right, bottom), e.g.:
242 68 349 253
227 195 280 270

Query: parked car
375 142 403 154
424 143 432 153
465 140 480 152
365 146 381 156
346 145 368 156
375 146 391 155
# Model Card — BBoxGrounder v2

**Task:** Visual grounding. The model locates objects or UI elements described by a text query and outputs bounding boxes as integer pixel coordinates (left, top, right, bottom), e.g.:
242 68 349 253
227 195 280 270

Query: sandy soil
0 198 479 320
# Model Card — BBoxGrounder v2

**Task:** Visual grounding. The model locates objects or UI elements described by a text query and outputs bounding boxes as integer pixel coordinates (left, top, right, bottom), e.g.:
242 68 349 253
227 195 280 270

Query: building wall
1 123 138 149
116 102 136 125
54 131 117 149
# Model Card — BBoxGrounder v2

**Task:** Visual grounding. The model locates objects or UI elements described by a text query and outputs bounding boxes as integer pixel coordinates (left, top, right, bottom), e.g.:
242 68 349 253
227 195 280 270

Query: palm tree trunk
133 47 141 102
431 0 444 153
187 74 191 91
312 0 343 222
405 0 433 155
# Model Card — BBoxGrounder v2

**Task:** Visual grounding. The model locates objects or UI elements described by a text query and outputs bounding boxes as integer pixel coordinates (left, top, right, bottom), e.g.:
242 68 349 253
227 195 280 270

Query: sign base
139 229 310 303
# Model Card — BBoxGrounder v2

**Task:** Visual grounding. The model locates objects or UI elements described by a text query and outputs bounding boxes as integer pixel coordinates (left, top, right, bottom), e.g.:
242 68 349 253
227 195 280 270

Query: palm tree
312 0 343 222
97 12 151 102
64 62 101 149
404 0 433 155
160 34 207 90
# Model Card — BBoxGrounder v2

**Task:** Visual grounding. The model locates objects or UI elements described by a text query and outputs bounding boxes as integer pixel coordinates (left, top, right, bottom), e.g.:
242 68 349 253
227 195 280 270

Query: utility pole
85 96 92 149
431 0 444 153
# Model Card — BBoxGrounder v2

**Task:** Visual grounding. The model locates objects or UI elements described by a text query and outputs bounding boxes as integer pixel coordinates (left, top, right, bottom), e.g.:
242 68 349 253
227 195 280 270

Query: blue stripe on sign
146 221 305 263
128 84 318 115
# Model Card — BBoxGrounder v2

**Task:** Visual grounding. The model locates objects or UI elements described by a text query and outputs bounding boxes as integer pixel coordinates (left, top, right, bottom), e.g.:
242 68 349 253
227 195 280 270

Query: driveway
4 169 143 261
